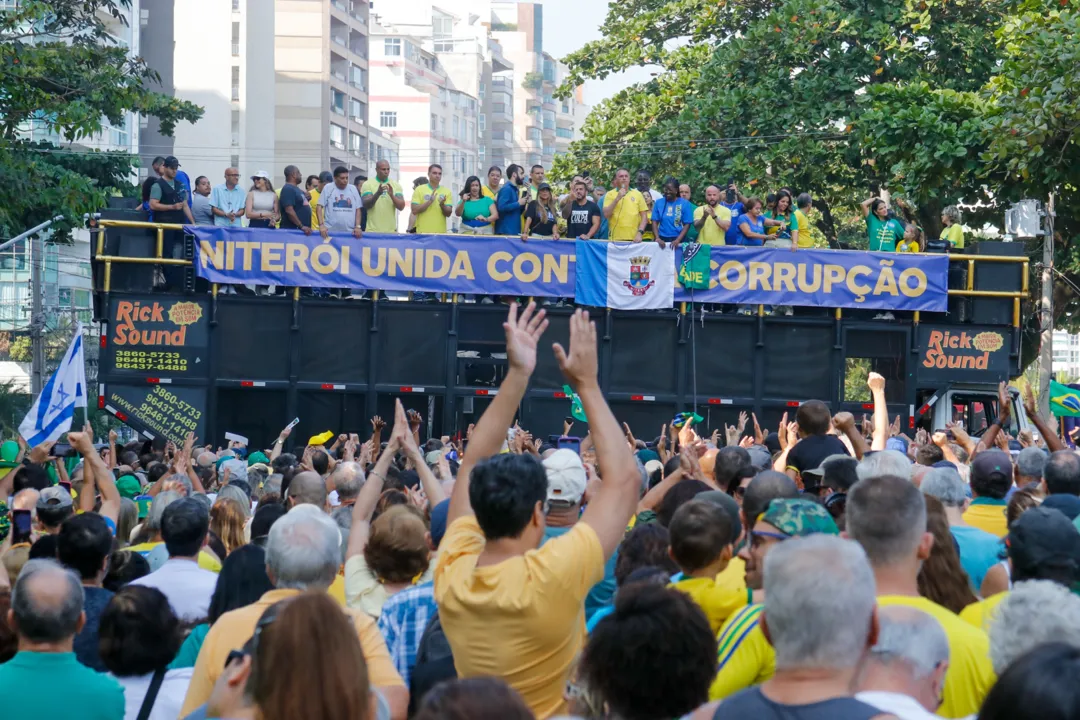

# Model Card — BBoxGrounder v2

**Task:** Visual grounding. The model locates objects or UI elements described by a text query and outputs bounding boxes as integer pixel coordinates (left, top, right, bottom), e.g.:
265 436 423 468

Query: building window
331 89 345 114
452 116 459 140
231 109 240 146
433 40 456 52
231 66 240 101
479 114 485 131
349 131 363 153
479 82 485 100
439 117 445 138
379 111 397 128
232 0 240 10
232 22 240 56
350 99 365 123
231 153 239 168
384 38 401 56
432 11 453 38
330 123 345 149
468 120 474 139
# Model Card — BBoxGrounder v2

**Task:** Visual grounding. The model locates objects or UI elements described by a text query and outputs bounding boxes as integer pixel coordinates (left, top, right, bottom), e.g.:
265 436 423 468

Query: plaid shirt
377 581 437 687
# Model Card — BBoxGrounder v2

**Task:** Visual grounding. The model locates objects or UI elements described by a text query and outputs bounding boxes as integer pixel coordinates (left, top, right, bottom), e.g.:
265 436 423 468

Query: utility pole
0 216 63 396
1038 193 1056 419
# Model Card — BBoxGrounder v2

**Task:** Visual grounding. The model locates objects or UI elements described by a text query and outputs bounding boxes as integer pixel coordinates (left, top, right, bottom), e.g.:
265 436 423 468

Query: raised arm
560 311 641 559
70 428 119 526
860 196 876 219
345 404 406 562
868 371 889 451
270 424 291 462
833 412 869 460
974 382 1011 457
448 302 549 525
1023 383 1065 452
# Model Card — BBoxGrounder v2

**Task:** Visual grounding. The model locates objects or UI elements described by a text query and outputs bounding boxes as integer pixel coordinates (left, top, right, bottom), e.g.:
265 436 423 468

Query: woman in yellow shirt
942 205 964 250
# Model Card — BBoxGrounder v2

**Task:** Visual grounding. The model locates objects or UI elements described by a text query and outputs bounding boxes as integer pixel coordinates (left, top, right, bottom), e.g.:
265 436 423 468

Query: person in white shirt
99 584 194 720
130 497 218 623
317 165 363 239
855 605 950 720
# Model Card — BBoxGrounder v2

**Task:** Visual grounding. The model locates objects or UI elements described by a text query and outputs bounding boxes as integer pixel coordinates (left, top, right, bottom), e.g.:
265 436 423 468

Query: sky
540 0 656 107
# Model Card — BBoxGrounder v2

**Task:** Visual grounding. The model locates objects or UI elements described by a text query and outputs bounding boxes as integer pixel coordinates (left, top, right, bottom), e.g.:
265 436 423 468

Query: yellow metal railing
91 221 1031 326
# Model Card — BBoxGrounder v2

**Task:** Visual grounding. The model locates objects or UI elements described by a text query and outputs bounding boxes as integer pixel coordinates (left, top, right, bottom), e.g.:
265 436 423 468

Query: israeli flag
575 241 675 310
19 325 87 447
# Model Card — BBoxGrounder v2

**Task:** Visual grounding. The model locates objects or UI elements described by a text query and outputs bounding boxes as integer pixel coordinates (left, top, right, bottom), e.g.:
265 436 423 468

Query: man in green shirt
361 159 406 233
0 559 125 720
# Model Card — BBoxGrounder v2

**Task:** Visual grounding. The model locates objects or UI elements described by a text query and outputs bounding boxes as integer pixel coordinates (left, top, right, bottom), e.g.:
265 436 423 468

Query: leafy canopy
0 0 202 240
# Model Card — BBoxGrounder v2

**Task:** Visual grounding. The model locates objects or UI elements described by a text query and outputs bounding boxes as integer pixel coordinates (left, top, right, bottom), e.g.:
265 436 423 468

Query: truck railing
91 220 1030 325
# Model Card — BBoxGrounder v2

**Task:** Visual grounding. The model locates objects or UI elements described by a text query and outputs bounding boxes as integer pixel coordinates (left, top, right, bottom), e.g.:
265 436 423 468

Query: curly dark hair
582 585 716 720
614 524 678 586
364 505 431 584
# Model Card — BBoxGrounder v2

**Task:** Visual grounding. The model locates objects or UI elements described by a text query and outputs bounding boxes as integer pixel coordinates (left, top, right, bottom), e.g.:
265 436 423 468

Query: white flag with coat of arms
19 325 87 447
575 241 675 310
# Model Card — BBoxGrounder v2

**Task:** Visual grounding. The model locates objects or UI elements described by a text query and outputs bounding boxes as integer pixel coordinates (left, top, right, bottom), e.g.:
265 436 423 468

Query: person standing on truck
860 196 904 253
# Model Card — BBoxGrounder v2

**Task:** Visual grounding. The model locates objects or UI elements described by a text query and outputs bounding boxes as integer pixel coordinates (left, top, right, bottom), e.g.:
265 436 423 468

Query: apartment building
1053 330 1080 382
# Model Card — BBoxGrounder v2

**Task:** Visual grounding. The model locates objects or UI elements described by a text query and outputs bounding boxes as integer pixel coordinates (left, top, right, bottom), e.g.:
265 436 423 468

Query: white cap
252 170 270 180
543 449 587 504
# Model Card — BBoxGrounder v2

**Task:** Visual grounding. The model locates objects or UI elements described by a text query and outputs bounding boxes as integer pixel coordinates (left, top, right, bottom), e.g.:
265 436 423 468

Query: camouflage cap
761 498 839 538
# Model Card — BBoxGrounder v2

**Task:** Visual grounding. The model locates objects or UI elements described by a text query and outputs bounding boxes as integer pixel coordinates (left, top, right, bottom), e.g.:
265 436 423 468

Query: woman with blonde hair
210 497 247 557
522 183 561 240
245 171 279 229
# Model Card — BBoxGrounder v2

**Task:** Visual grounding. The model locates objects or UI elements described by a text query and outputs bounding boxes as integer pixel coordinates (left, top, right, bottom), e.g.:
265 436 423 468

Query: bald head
742 471 799 525
288 471 328 510
12 488 39 513
11 559 84 644
329 462 365 503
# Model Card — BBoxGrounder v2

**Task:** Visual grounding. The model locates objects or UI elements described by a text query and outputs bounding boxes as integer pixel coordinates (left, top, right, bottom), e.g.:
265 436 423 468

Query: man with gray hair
920 467 1002 591
855 606 950 720
693 535 886 719
329 460 365 509
988 579 1080 674
0 560 125 717
179 508 408 719
1014 446 1047 488
846 475 996 719
856 449 912 483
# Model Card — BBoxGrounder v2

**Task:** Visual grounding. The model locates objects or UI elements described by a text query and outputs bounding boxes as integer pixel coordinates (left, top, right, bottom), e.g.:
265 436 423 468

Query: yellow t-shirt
602 189 648 241
482 185 498 200
693 204 732 246
122 542 222 573
959 590 1008 632
179 588 403 717
795 209 813 248
434 516 605 719
309 187 321 211
360 178 403 233
344 552 435 618
944 223 964 249
410 183 452 234
878 595 995 719
671 575 748 634
715 555 747 594
963 499 1009 538
709 603 772 701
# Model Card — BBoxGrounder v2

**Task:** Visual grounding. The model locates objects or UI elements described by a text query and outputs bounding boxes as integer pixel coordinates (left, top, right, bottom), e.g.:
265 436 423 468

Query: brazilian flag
678 242 711 290
1050 379 1080 417
564 385 587 423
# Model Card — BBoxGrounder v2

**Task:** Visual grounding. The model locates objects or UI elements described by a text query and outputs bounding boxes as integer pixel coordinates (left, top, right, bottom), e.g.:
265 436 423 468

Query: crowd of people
4 302 1071 719
139 154 968 254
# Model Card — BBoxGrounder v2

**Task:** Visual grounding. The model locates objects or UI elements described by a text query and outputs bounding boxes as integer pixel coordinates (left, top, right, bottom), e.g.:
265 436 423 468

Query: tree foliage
559 0 1080 351
0 0 202 241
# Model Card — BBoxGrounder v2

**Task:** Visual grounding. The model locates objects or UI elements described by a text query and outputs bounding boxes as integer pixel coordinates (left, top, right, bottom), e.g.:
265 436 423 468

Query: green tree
8 336 30 363
0 379 31 439
0 0 202 241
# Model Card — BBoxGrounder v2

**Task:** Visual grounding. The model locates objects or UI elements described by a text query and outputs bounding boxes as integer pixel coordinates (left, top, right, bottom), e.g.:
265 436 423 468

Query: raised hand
751 412 764 445
1022 383 1037 416
867 372 886 393
736 411 748 435
505 301 549 377
407 409 422 432
371 415 386 433
552 309 597 390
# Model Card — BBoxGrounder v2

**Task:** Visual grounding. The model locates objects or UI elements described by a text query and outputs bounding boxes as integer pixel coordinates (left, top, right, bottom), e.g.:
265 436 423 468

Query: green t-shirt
360 178 403 233
684 202 700 242
867 214 905 252
462 196 495 225
0 652 125 720
169 622 209 669
765 210 799 240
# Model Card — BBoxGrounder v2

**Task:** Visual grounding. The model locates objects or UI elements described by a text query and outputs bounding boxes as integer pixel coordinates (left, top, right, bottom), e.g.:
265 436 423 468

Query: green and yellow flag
1049 379 1080 417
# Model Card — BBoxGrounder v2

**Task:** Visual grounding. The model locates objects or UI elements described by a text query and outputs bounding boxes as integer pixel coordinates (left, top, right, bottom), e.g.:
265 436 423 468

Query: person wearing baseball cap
963 450 1013 538
960 505 1080 632
35 485 74 534
539 449 615 616
247 170 279 229
709 498 839 701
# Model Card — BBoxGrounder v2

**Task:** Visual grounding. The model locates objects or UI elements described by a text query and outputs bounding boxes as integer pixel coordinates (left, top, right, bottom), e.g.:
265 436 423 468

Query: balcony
490 103 512 125
331 0 348 11
492 76 513 92
490 129 512 148
350 1 367 24
332 35 348 48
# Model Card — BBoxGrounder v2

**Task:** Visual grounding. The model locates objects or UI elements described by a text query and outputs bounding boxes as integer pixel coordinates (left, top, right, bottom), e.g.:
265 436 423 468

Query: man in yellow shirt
409 163 452 234
435 303 642 719
709 497 839 701
668 499 747 633
602 168 649 241
692 185 732 245
795 193 815 248
847 474 996 719
180 508 406 718
962 451 1012 538
361 159 405 233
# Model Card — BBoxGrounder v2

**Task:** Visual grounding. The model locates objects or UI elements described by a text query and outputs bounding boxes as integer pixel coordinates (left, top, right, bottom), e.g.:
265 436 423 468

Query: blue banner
191 227 576 297
190 227 948 311
673 246 949 312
